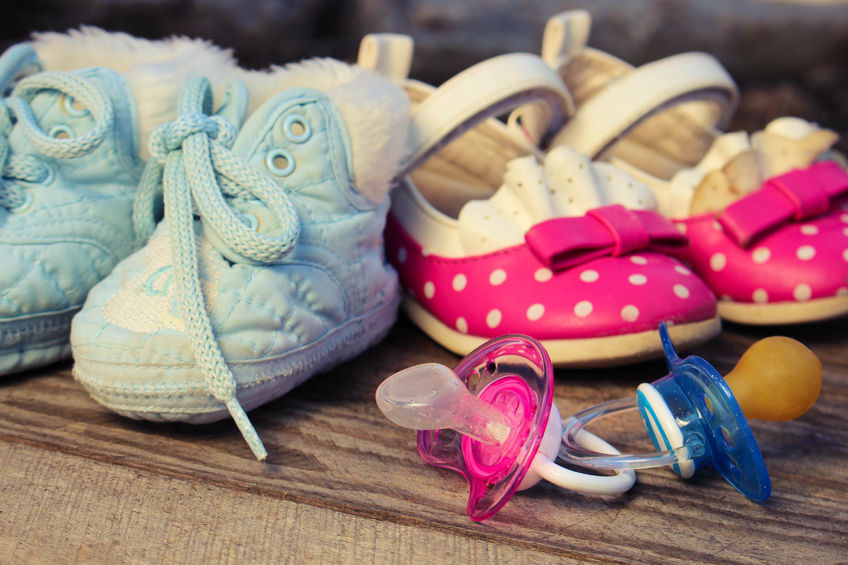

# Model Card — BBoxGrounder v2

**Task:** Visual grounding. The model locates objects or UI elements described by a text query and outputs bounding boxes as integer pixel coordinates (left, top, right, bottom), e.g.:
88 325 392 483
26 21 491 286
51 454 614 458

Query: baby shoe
0 29 236 376
358 34 720 368
524 10 848 325
70 60 409 459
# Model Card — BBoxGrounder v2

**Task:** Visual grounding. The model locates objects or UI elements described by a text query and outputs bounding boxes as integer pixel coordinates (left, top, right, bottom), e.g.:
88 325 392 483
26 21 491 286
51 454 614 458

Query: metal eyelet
49 124 75 140
265 148 296 176
240 211 259 232
39 164 56 186
63 95 89 117
283 114 312 143
8 191 34 214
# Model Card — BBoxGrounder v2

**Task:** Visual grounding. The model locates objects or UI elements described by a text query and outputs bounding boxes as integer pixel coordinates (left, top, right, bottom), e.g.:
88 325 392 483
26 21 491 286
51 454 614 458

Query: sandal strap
540 9 592 70
358 33 575 176
535 10 738 157
551 50 739 158
357 33 413 82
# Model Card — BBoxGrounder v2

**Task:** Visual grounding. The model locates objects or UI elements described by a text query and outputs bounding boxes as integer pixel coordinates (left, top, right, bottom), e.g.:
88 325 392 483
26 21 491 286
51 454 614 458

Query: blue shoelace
133 77 301 460
0 72 111 211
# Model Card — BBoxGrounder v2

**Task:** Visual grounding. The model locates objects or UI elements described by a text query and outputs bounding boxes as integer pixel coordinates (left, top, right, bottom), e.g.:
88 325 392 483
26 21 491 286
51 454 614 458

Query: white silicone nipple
376 363 511 445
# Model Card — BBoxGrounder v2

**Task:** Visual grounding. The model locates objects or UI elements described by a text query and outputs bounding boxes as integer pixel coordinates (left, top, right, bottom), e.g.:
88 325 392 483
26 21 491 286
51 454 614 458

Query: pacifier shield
416 334 554 521
461 376 537 482
649 323 771 501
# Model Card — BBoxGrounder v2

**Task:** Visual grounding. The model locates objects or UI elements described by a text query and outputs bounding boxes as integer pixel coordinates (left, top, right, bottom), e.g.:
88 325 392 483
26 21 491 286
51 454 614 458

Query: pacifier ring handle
559 396 697 471
533 428 635 495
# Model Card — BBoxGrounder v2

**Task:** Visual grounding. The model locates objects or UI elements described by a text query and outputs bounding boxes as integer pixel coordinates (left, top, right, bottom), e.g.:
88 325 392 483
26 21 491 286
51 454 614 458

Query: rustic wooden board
1 316 846 563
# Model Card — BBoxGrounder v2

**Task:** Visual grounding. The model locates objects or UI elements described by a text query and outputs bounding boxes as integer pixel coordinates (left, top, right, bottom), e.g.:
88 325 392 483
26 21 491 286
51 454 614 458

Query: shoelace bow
134 77 300 460
0 72 112 210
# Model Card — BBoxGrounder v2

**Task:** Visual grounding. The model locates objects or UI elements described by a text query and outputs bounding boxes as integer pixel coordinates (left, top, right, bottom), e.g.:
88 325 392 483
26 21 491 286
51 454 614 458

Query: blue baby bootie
70 61 410 460
0 29 237 375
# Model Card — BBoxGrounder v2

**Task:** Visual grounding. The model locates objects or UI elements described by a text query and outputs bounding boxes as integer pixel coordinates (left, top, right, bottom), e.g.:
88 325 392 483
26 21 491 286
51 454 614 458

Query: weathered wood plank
0 317 846 563
0 442 569 564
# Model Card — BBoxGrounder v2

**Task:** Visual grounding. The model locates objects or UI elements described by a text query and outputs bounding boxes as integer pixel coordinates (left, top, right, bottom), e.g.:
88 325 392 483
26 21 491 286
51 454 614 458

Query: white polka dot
797 245 816 261
628 274 647 286
713 221 723 231
710 253 727 271
397 247 407 263
630 256 648 265
674 265 691 276
752 247 771 264
580 269 599 283
486 309 502 328
423 282 435 299
534 268 553 282
489 269 507 286
794 284 812 302
456 317 468 334
844 249 848 263
753 288 769 303
621 305 639 322
452 273 467 291
574 301 593 317
527 304 545 321
841 214 848 223
837 287 848 296
843 227 848 237
673 284 690 299
675 223 687 234
800 225 818 235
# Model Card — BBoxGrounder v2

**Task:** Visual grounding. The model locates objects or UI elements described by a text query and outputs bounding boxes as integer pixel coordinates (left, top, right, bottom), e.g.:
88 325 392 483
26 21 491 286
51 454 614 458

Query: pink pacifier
376 334 635 521
558 323 822 501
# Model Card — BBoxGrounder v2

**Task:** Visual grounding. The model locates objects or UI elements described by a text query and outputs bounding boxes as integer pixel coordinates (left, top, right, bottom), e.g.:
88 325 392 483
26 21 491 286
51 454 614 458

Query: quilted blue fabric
0 64 143 374
71 81 401 457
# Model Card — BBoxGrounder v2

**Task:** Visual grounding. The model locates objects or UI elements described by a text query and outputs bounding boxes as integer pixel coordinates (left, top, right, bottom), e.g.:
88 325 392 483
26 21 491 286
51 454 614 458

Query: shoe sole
403 296 722 368
0 306 79 375
717 294 848 325
74 284 400 423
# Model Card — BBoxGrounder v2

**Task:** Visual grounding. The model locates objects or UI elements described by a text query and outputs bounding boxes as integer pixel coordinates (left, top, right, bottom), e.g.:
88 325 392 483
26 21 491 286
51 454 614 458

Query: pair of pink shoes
359 10 848 367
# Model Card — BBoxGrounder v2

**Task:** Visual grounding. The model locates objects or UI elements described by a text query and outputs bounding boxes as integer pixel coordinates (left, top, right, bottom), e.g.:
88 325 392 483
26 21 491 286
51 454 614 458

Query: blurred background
3 0 848 150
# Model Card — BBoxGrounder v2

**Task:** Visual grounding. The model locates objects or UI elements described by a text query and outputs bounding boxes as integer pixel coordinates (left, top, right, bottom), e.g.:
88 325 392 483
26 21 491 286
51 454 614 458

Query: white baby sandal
357 34 721 368
70 53 410 459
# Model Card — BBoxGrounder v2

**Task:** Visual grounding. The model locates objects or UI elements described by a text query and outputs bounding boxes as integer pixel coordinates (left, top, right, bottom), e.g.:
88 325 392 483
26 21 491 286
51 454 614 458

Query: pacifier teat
723 336 821 422
376 363 511 445
376 334 635 521
560 323 822 502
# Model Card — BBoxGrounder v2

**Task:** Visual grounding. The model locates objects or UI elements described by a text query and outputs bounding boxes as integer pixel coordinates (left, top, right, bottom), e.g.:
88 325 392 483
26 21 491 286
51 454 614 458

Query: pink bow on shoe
525 204 688 270
718 161 848 248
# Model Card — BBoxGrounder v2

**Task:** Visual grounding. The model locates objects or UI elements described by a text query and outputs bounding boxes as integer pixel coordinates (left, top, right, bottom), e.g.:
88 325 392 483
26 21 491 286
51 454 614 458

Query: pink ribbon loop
524 204 688 270
718 161 848 248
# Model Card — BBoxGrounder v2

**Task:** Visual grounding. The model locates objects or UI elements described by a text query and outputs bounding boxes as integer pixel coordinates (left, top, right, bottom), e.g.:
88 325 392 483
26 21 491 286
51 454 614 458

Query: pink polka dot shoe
525 10 848 325
676 157 848 324
358 34 720 367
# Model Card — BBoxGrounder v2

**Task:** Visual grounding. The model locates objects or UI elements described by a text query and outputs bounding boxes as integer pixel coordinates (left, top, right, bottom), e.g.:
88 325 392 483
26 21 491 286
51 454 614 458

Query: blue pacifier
558 323 821 501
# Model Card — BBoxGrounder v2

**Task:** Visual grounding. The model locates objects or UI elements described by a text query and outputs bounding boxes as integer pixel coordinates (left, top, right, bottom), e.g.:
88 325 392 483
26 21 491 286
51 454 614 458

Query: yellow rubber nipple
724 337 822 421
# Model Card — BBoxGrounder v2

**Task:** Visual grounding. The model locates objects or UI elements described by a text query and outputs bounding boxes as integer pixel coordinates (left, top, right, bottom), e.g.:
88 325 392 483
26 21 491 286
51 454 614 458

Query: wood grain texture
0 443 566 564
1 316 847 564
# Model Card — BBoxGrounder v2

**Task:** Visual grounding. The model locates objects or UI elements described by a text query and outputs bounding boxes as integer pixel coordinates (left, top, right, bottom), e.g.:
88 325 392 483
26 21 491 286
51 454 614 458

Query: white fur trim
28 28 409 202
236 60 410 204
30 27 238 160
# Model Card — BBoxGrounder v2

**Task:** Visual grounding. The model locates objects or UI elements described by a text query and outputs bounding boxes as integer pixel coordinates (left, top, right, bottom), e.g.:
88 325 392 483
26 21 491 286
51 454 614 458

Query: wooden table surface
0 315 846 564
